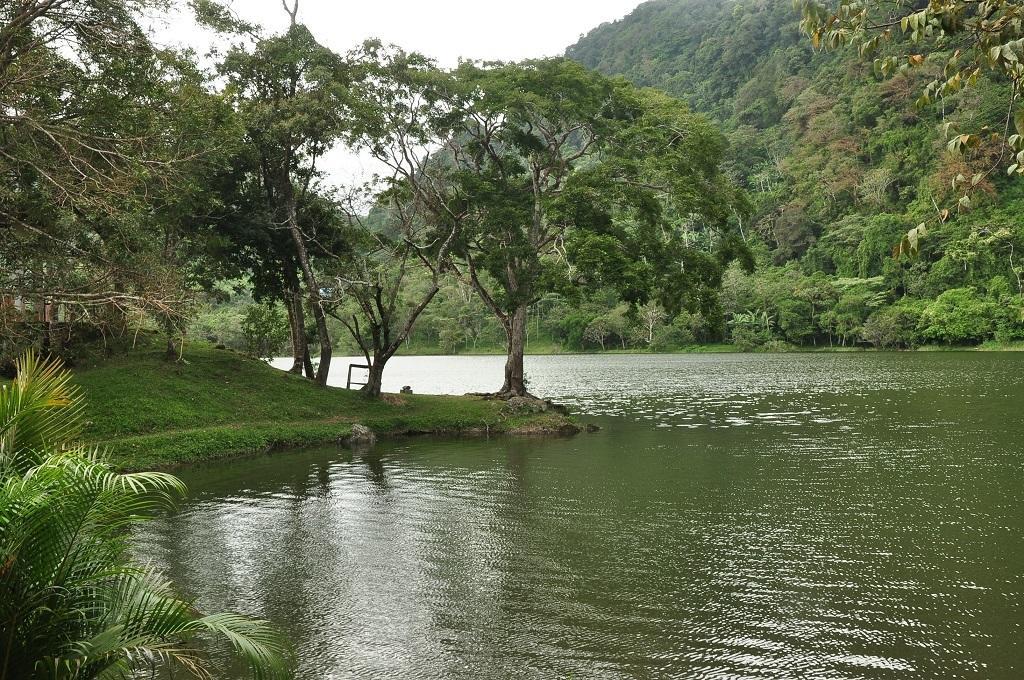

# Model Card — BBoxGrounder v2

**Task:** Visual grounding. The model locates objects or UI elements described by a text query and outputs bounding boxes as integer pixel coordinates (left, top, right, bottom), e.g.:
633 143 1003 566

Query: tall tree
438 59 743 396
327 190 457 398
0 1 220 359
200 147 331 378
215 2 351 386
337 43 466 396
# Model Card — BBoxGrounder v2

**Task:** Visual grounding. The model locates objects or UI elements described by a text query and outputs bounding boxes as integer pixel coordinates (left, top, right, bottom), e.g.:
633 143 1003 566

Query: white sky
152 0 641 183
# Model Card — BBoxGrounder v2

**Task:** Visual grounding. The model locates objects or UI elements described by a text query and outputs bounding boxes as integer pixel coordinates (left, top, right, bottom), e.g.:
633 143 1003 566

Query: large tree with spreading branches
212 2 353 386
436 59 744 397
1 0 228 362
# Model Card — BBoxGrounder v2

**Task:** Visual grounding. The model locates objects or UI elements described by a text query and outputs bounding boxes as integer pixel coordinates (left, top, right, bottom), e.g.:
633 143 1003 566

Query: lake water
139 353 1023 678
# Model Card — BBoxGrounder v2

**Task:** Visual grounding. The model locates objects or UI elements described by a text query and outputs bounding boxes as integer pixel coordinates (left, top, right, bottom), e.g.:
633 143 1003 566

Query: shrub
241 303 289 359
759 339 798 352
921 287 997 345
777 298 814 344
862 299 927 349
731 324 772 352
994 298 1024 342
583 316 612 350
649 322 695 352
553 309 596 349
676 309 723 343
438 325 466 354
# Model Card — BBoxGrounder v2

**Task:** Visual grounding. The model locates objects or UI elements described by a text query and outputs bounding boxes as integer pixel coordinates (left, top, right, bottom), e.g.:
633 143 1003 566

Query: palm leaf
0 352 84 474
0 351 292 680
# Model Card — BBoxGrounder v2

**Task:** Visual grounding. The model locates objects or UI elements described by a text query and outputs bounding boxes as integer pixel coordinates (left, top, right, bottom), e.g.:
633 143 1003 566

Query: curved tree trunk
286 288 306 375
337 280 441 401
284 195 331 387
500 304 530 397
303 348 315 380
306 303 331 386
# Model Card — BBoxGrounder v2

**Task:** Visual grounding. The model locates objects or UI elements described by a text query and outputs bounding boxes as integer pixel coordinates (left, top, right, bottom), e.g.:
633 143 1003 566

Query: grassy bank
73 345 579 470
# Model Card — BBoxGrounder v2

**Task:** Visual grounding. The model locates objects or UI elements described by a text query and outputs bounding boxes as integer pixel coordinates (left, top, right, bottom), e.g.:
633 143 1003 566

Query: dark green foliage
558 0 1024 350
650 317 697 351
241 303 290 359
1 1 242 362
862 299 928 349
921 287 998 345
1 353 289 678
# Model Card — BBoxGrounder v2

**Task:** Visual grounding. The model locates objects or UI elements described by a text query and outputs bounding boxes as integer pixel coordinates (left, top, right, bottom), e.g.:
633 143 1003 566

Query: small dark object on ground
585 423 601 433
215 344 227 350
400 386 413 394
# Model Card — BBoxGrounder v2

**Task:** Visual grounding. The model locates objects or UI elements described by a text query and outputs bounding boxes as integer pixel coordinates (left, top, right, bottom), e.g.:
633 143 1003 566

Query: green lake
137 353 1023 678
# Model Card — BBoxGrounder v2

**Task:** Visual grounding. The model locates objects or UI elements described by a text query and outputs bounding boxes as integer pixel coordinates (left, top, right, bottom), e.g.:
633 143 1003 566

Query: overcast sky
155 0 642 181
167 0 641 66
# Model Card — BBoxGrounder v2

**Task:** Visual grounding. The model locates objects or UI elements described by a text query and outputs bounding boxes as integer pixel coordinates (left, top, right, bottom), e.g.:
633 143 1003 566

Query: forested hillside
180 0 1024 358
562 0 1024 350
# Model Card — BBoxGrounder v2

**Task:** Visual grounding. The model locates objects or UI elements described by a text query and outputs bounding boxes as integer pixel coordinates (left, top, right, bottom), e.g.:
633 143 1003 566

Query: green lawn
73 345 577 470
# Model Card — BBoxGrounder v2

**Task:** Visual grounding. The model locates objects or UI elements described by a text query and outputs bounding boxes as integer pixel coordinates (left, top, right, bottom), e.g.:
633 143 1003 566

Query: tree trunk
163 313 181 362
284 194 331 387
303 349 315 380
361 356 387 399
500 304 529 397
306 303 331 386
286 288 306 375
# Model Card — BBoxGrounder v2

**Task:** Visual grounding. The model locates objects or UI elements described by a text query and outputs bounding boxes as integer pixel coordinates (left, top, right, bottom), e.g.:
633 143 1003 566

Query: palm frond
186 613 292 680
0 351 292 680
0 351 84 474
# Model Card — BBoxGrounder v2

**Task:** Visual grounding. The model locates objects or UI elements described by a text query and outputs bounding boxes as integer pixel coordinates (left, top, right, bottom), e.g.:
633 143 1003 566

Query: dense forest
567 0 1024 351
245 0 1019 357
188 0 1024 355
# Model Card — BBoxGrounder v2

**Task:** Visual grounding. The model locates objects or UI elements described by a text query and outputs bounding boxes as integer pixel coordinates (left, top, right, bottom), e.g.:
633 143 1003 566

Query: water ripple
138 353 1024 679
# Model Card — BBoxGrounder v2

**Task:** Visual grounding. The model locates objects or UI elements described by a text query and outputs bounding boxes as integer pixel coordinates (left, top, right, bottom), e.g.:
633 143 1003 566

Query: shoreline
351 342 1024 358
97 416 583 472
73 345 582 472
